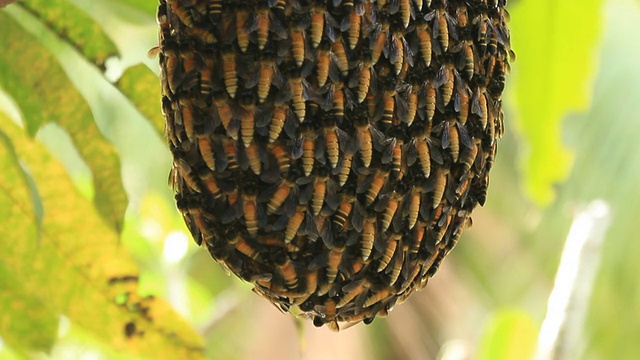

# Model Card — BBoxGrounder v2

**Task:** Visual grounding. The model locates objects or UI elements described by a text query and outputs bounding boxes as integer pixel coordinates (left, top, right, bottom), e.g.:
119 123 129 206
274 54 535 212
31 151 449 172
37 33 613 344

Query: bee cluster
158 0 512 330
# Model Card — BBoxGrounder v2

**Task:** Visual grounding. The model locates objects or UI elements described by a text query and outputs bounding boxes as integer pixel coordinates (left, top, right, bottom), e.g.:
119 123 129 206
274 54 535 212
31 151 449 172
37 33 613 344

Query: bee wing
381 138 396 165
471 91 483 116
269 13 288 40
403 37 414 67
351 200 365 233
302 211 319 241
319 219 335 248
404 140 417 167
457 122 473 149
212 137 229 171
324 13 339 42
315 136 327 164
441 123 450 149
395 91 409 123
292 136 304 160
428 139 444 164
328 54 342 84
374 192 392 212
255 104 273 128
272 213 289 231
371 124 391 151
221 198 243 224
257 202 268 228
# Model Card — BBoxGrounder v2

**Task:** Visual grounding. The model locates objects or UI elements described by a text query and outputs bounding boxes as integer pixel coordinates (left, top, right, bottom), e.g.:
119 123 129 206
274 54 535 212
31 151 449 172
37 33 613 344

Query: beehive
157 0 512 330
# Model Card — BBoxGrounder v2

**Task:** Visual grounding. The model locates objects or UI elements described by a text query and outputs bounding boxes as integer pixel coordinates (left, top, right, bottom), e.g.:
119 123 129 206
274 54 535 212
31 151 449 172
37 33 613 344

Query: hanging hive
157 0 512 330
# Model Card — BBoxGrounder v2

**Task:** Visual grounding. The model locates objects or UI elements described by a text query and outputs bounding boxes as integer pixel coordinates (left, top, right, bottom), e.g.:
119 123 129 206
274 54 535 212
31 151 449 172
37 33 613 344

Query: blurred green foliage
1 0 639 359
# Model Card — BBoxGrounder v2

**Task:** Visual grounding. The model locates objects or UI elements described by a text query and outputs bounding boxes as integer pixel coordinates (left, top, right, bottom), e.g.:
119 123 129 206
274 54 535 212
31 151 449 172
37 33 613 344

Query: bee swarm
158 0 512 330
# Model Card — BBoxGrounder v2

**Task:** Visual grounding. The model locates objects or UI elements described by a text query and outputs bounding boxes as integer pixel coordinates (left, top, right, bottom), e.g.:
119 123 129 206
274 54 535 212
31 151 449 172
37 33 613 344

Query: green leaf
509 0 604 205
0 11 127 232
0 128 56 354
0 115 205 358
17 0 119 70
116 64 165 138
477 309 537 360
114 0 158 16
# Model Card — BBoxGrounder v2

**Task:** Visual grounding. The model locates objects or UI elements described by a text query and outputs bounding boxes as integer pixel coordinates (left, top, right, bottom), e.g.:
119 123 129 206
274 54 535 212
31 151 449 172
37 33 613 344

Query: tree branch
0 0 18 8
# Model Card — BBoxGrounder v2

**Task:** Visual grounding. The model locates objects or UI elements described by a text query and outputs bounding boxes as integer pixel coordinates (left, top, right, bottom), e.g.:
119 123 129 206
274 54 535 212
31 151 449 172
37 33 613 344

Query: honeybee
356 60 372 103
344 9 362 50
456 5 469 28
361 216 376 261
177 97 196 142
267 180 295 214
332 192 356 230
197 134 216 171
405 187 421 229
316 43 331 87
432 168 448 208
410 221 426 255
269 143 290 174
284 205 306 243
230 232 262 261
473 13 490 56
257 58 276 103
337 279 370 308
385 32 411 75
255 7 270 50
290 27 306 67
236 8 251 52
398 0 412 28
323 122 349 169
331 38 349 77
326 241 345 284
402 84 419 126
370 22 389 65
267 104 287 143
310 6 326 48
452 40 475 80
377 233 400 272
359 168 390 206
423 80 437 122
274 253 299 290
243 193 259 236
175 158 201 193
237 95 256 148
169 1 194 27
435 63 456 107
460 138 480 173
335 145 355 186
414 0 425 11
355 118 374 168
222 49 238 98
471 87 488 130
213 92 237 140
454 84 471 125
199 171 222 200
292 126 318 177
424 9 455 53
387 247 404 285
363 286 390 308
376 191 403 233
289 75 309 122
241 140 261 175
309 170 333 216
207 0 222 20
384 136 405 180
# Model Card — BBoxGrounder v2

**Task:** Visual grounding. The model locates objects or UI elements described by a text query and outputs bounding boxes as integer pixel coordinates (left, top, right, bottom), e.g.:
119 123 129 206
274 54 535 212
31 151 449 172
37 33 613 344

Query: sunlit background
1 0 639 358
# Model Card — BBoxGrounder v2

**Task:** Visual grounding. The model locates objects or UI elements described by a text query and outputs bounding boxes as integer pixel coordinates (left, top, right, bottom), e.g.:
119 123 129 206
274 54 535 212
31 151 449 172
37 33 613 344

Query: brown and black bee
157 0 512 330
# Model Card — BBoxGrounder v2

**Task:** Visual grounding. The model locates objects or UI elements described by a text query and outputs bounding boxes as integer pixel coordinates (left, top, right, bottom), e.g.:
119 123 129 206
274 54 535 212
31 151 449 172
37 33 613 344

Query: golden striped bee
159 0 512 330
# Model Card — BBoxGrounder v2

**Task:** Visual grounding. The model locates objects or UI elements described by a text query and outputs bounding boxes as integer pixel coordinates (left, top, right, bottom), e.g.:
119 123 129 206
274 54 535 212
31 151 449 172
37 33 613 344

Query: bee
454 84 470 125
213 92 237 140
222 137 240 172
230 232 261 261
406 187 421 229
356 60 372 103
410 221 426 255
363 286 390 308
258 58 276 103
436 63 455 107
471 87 488 130
456 5 469 28
371 23 389 65
243 193 259 236
345 9 362 50
255 7 270 50
268 104 289 143
387 248 403 285
316 43 331 87
285 205 306 243
222 50 238 98
413 132 433 178
387 137 405 180
473 13 490 56
399 0 411 28
176 97 196 142
378 89 396 126
236 8 251 52
360 168 390 206
269 143 290 174
337 279 370 308
424 81 437 122
453 40 475 81
314 298 339 331
378 233 400 272
199 171 222 200
169 1 194 27
326 241 345 284
403 85 419 126
275 253 299 290
192 27 216 44
355 119 374 168
197 134 216 171
311 172 330 216
361 216 376 261
331 38 349 77
207 0 222 19
290 27 306 67
267 179 295 214
323 121 349 169
310 6 325 49
432 168 448 208
333 193 356 230
425 9 452 53
243 140 261 174
293 126 318 177
238 96 256 148
336 148 355 187
376 191 404 232
330 83 347 121
174 158 201 193
289 76 307 122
